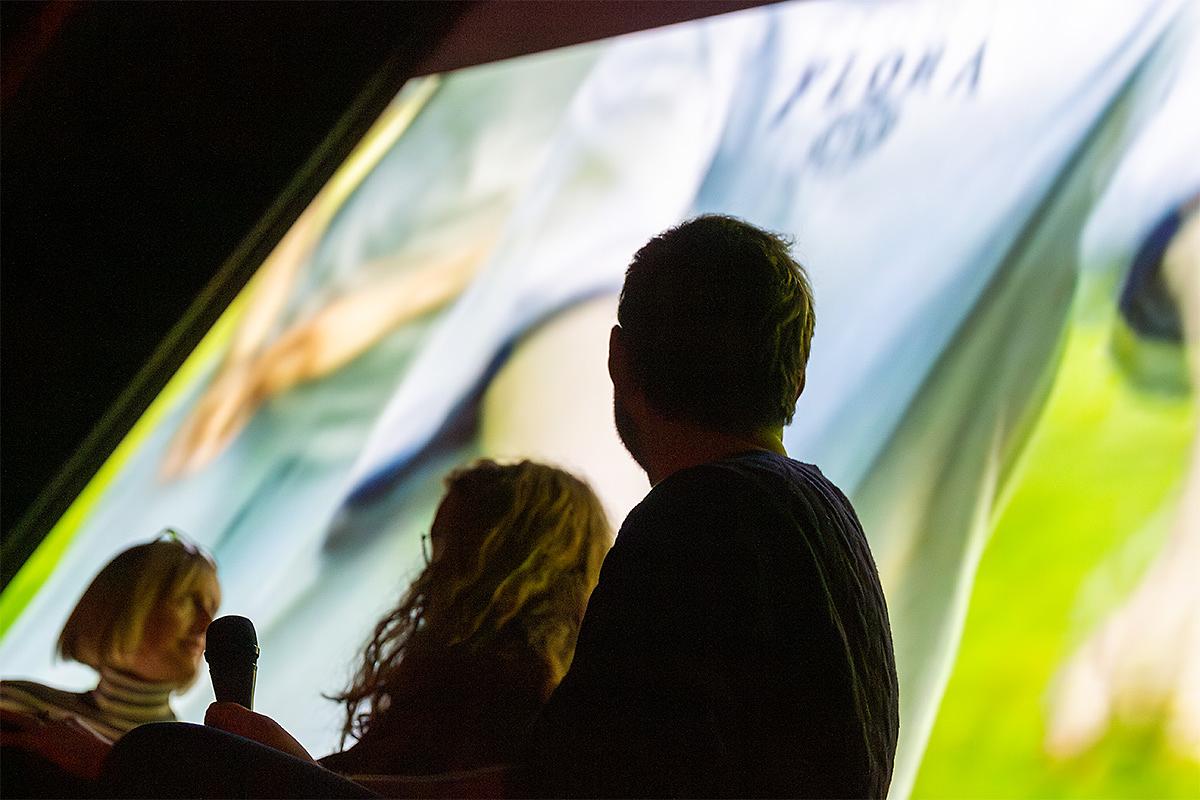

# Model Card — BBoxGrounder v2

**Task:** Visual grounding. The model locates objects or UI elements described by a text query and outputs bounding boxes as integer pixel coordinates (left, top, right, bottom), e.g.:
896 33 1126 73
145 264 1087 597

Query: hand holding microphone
202 616 315 762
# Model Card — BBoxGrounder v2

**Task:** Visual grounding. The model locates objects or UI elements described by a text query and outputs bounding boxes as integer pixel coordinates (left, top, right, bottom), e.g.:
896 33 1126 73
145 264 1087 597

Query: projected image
3 1 1197 796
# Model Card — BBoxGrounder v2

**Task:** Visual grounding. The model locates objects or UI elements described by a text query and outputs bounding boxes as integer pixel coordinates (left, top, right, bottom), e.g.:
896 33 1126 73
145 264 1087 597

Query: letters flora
772 42 987 126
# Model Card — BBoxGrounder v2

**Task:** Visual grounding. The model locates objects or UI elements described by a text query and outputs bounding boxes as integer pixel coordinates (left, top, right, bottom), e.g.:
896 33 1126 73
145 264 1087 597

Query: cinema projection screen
2 0 1198 795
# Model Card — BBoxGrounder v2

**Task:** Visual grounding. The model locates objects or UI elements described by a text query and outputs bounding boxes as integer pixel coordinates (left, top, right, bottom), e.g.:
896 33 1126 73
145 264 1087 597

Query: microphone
204 615 259 709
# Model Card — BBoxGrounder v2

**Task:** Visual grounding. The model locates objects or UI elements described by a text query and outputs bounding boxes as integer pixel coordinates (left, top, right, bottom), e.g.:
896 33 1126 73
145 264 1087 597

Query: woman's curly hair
330 459 612 745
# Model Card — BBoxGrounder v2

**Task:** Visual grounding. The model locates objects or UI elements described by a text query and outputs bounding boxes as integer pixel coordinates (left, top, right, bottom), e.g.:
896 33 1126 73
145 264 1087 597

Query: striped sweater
0 667 177 743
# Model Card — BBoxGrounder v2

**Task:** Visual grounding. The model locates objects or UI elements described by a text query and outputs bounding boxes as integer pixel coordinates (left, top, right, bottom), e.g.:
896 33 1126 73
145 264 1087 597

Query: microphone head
204 615 259 665
205 615 259 709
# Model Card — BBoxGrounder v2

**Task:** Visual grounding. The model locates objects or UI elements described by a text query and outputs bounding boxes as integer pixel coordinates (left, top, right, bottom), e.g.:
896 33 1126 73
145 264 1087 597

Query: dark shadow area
0 1 462 548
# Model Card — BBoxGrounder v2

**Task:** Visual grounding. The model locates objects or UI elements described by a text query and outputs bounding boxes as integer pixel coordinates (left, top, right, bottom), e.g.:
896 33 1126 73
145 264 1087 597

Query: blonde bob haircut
58 532 217 675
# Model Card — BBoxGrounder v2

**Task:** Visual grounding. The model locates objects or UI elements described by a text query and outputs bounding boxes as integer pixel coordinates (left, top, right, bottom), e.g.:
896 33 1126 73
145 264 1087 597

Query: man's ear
608 324 626 387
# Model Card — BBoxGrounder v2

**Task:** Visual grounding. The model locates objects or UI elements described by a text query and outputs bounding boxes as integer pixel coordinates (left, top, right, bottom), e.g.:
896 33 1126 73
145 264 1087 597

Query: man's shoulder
616 451 849 552
621 458 763 536
656 450 843 510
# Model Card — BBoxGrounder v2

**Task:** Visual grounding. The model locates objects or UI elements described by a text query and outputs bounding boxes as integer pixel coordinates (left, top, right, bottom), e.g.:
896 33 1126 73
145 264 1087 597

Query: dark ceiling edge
412 0 780 77
0 0 81 107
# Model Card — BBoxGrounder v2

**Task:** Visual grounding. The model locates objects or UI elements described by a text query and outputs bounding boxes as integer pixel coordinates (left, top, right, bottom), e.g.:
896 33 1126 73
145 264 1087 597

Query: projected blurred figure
1047 201 1200 762
197 460 612 778
158 46 599 489
1 535 219 785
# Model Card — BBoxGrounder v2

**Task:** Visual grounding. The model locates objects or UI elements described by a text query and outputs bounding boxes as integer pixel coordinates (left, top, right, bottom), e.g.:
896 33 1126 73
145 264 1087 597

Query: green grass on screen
914 303 1199 798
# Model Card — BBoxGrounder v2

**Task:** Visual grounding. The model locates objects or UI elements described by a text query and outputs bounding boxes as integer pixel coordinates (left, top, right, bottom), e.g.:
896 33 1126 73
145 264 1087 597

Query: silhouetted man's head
612 215 815 466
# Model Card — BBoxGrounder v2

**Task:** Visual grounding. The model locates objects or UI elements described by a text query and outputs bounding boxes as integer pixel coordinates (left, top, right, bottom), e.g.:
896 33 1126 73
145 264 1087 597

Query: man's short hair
618 215 815 433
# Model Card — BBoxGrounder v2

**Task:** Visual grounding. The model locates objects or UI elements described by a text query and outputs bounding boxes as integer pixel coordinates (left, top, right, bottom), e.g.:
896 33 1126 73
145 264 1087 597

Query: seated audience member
102 459 611 796
527 216 901 798
316 458 613 775
1 533 220 791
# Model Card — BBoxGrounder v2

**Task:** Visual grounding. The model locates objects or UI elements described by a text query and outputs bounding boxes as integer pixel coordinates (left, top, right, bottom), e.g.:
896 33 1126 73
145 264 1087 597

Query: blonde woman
1 534 219 788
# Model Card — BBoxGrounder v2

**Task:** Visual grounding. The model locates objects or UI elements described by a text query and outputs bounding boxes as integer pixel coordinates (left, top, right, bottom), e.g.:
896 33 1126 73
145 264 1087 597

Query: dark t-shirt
529 451 899 798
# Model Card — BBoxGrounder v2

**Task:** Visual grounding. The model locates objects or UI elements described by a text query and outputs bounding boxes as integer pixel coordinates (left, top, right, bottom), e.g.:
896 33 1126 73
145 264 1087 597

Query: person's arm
160 232 496 478
251 234 495 398
99 721 377 798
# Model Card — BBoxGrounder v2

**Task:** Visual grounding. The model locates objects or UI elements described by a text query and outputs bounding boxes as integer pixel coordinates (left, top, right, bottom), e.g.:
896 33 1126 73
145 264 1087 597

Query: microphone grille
204 615 259 664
